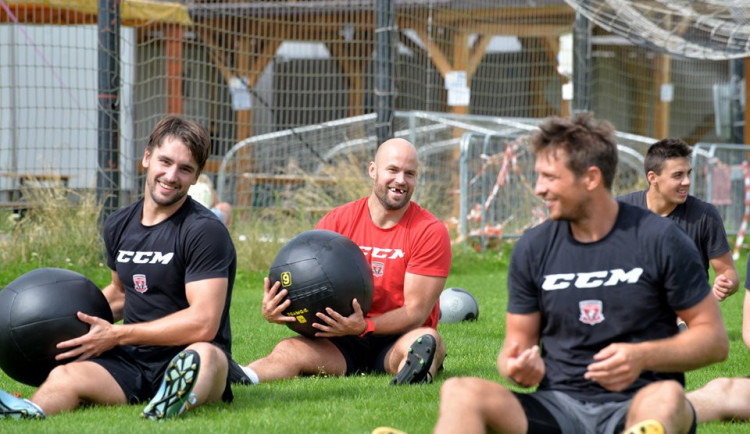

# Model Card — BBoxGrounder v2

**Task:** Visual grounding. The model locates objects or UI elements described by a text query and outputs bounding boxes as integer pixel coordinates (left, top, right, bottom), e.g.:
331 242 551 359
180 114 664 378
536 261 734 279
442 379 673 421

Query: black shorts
329 334 400 375
90 345 233 404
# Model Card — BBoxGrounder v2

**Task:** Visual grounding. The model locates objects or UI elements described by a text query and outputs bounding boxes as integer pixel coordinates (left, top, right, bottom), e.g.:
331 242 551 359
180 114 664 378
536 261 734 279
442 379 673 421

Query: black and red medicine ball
0 267 113 386
268 229 374 338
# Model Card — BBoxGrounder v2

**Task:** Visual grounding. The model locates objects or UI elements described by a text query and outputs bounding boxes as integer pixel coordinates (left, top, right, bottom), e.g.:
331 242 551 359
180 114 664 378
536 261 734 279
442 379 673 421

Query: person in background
188 173 233 228
618 138 739 308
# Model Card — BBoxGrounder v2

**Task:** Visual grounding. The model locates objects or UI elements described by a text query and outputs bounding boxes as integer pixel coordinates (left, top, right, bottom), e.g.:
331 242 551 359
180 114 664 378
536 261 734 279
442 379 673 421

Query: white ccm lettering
116 250 174 264
359 247 405 260
541 268 643 291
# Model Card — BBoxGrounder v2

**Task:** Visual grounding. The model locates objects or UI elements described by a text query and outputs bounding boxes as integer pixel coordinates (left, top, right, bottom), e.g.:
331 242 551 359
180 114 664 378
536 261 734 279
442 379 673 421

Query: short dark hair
147 115 211 174
644 138 692 176
529 113 618 190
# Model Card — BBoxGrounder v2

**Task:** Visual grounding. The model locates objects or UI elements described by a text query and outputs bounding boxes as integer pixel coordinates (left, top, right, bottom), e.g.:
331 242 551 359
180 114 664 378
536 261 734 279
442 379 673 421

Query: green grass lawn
1 241 749 433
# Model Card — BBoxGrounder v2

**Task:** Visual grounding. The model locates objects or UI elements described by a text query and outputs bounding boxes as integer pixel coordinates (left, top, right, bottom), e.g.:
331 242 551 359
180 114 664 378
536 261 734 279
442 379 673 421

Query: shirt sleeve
507 233 541 314
702 203 730 259
660 223 712 311
406 220 451 278
184 217 235 283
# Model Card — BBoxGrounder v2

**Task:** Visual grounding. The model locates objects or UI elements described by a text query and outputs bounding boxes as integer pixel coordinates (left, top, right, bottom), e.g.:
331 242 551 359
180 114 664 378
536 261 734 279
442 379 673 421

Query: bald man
232 138 452 386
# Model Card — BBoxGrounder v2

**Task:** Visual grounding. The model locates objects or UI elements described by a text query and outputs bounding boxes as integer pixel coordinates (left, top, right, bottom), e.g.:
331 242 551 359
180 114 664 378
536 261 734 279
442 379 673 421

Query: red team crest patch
133 274 148 293
371 261 384 278
579 299 604 325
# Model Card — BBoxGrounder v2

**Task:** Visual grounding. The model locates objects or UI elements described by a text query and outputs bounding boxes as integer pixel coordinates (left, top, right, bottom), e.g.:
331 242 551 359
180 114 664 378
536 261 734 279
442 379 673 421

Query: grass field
1 237 750 433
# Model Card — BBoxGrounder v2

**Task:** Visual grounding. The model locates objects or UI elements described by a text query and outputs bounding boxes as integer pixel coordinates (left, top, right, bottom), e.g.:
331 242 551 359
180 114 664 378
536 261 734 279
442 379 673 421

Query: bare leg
433 377 527 434
247 336 346 382
625 381 693 434
31 361 126 415
688 377 750 423
184 342 229 406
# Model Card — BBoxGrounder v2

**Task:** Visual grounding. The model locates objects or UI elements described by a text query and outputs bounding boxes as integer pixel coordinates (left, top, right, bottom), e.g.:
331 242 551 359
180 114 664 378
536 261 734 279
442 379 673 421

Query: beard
548 196 588 223
146 177 188 207
373 182 412 211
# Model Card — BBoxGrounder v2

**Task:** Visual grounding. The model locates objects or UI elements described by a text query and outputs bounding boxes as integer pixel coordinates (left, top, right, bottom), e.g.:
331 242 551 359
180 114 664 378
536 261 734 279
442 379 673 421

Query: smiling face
142 135 200 210
533 148 589 222
648 157 691 206
369 139 418 211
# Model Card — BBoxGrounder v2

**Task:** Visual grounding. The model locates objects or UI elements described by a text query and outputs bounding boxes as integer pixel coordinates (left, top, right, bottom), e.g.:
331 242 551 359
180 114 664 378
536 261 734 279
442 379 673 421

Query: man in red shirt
234 138 452 385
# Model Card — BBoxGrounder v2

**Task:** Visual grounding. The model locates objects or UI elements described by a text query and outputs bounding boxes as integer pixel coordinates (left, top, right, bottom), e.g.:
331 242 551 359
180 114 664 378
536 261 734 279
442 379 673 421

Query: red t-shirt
316 197 452 328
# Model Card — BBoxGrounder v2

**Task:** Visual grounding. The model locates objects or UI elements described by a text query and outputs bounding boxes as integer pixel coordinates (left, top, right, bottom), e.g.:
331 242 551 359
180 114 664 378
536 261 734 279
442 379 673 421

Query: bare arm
498 312 543 387
111 277 227 345
662 293 729 369
709 251 740 301
102 270 125 323
367 272 445 335
56 276 228 360
585 293 728 391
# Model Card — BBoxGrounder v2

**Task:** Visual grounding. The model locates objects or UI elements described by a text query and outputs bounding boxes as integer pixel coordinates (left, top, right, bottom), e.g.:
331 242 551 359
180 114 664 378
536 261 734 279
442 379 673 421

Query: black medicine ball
268 230 374 338
0 268 113 386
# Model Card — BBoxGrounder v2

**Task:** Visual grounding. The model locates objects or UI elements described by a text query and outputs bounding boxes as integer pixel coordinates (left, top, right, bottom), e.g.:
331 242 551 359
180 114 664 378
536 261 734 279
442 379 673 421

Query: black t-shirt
618 190 730 277
508 202 709 403
103 197 236 355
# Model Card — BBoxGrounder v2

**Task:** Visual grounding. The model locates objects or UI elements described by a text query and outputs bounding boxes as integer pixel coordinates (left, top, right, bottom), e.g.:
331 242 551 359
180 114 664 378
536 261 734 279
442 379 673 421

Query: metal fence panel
691 143 750 236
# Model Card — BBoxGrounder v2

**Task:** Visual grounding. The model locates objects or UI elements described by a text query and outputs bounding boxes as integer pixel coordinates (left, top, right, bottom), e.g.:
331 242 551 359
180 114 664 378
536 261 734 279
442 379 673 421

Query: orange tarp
1 0 192 26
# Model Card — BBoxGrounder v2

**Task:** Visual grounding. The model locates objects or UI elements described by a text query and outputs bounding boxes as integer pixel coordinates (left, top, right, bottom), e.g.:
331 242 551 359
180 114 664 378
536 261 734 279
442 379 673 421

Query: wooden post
234 35 254 211
231 33 282 213
451 31 469 117
653 54 671 139
165 25 183 115
235 36 253 145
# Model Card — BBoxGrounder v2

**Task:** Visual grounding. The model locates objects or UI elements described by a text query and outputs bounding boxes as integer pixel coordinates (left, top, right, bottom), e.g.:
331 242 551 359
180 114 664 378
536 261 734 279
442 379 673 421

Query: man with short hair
0 115 237 420
433 114 728 434
234 138 452 386
618 138 739 302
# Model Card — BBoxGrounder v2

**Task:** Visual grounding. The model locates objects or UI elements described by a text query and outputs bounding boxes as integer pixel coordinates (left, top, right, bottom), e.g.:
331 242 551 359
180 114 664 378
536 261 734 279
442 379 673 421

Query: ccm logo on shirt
542 268 643 290
116 250 174 264
359 247 405 260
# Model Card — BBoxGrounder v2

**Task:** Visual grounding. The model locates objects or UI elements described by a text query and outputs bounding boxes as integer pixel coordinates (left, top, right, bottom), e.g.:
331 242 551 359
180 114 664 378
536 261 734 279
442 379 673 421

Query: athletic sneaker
0 389 45 420
624 419 665 434
371 426 408 434
389 334 436 385
142 350 200 420
227 359 253 385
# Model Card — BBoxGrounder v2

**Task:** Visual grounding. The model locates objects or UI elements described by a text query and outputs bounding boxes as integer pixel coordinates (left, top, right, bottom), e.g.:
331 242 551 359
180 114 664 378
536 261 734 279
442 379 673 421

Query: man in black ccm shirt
0 116 237 421
433 114 727 434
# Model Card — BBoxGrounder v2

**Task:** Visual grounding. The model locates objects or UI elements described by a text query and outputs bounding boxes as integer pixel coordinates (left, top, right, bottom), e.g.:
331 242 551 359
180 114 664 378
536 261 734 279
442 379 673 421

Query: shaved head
369 138 419 211
374 138 418 166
